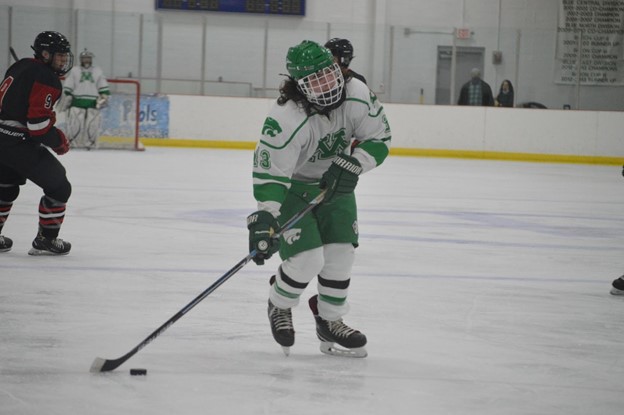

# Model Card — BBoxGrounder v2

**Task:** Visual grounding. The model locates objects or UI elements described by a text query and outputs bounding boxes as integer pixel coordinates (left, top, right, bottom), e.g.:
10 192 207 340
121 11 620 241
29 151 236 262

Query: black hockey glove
247 210 280 265
320 154 363 203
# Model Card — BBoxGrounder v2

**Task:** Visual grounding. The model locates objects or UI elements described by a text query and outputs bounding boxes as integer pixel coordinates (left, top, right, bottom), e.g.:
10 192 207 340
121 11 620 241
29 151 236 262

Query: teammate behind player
247 40 391 357
0 31 73 255
324 37 367 85
61 48 110 149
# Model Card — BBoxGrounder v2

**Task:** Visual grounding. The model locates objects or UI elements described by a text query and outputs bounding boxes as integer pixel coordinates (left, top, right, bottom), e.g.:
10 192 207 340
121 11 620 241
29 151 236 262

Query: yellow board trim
388 147 624 165
107 137 624 166
140 138 255 150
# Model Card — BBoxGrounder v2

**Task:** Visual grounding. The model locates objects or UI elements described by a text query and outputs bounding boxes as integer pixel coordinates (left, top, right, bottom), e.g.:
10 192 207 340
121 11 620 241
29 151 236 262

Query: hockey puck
130 368 147 376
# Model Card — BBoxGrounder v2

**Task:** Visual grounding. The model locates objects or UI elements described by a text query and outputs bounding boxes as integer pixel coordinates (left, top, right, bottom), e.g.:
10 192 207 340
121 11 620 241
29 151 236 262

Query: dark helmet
31 31 74 76
324 38 354 68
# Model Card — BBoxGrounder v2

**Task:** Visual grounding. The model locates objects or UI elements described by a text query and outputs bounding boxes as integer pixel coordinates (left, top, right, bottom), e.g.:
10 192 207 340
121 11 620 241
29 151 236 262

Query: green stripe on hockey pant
277 182 358 261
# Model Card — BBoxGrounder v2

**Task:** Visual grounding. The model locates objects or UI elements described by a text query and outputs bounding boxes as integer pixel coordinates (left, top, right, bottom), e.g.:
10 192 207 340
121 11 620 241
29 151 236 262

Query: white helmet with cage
79 48 94 68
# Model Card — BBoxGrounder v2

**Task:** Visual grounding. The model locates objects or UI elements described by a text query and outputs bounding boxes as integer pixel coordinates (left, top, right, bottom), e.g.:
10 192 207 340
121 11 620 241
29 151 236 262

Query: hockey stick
90 190 326 372
9 47 19 62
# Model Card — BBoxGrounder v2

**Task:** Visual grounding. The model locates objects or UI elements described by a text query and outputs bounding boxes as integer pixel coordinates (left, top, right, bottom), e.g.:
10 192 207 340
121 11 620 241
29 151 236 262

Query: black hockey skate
308 295 367 358
28 233 71 256
0 235 13 252
267 299 295 356
610 276 624 296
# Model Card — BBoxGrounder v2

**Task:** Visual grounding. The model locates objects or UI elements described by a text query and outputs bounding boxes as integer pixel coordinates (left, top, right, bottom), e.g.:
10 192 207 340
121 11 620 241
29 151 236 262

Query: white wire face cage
297 63 345 107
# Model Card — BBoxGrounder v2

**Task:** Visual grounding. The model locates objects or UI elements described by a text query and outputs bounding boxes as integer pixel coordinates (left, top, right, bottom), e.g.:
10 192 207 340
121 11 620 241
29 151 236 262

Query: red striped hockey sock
38 196 66 238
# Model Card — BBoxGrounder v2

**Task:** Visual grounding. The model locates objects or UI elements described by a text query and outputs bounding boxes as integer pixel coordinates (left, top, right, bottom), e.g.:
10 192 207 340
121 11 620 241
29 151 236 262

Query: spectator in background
457 68 494 106
495 79 514 107
324 38 367 85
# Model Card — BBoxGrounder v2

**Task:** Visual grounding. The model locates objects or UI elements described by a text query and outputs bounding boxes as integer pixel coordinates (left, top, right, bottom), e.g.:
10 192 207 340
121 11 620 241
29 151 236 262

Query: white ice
1 147 623 415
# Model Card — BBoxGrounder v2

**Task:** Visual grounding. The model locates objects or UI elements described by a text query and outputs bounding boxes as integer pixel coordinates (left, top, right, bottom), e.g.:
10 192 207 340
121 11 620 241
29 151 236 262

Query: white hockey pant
269 243 355 321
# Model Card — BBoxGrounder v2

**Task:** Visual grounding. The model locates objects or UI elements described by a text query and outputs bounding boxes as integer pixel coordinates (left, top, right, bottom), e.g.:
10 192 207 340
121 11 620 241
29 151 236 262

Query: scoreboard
155 0 305 16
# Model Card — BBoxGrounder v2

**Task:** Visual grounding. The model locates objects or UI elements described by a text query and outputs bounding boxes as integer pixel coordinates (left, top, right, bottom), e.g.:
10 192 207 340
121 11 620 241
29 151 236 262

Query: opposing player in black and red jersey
324 38 367 85
0 31 74 255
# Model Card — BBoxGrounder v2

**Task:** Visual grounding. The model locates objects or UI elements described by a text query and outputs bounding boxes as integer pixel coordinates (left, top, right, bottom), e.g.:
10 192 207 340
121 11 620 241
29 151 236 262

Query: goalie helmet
31 31 74 76
80 48 94 68
286 40 344 107
324 38 354 68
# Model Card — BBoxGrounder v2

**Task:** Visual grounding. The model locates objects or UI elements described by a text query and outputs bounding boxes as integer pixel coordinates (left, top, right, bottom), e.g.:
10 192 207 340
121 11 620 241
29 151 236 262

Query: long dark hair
277 77 317 116
497 79 515 107
499 79 514 95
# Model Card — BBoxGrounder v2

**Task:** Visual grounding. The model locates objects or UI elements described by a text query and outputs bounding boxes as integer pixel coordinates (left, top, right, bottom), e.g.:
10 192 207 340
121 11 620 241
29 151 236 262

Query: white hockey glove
96 95 109 109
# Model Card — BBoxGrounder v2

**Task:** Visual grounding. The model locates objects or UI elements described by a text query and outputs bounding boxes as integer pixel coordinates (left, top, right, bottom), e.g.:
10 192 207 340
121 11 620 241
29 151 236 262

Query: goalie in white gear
60 48 110 149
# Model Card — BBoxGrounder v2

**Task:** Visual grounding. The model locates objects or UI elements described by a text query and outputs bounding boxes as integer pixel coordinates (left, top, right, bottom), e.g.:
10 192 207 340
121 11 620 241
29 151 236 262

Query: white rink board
167 94 624 158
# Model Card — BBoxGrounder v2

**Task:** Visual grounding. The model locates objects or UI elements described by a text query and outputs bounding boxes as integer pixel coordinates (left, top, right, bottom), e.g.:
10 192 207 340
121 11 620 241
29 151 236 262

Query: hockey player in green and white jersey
246 40 391 358
60 49 110 149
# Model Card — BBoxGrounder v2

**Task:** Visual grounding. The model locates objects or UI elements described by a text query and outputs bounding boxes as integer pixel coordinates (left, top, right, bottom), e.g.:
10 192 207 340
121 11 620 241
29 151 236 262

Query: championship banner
101 93 170 138
555 0 624 85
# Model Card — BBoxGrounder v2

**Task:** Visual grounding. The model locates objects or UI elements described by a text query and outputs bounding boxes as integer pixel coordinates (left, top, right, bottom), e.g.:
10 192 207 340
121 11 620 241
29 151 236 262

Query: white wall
2 0 622 110
165 95 624 161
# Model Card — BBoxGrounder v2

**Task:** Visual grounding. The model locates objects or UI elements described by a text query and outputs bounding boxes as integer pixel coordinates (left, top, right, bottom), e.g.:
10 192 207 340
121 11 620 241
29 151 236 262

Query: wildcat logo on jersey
308 128 348 162
80 71 94 83
282 228 301 245
262 117 282 137
370 91 378 105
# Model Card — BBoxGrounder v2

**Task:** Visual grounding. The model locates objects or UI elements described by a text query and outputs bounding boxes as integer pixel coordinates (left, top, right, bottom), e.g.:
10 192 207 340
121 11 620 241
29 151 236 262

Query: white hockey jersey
63 65 110 109
253 78 392 215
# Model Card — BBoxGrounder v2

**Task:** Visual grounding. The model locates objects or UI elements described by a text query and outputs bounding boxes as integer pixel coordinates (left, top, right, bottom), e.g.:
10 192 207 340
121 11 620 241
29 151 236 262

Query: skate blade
28 248 70 256
281 346 291 357
610 288 624 296
320 342 367 358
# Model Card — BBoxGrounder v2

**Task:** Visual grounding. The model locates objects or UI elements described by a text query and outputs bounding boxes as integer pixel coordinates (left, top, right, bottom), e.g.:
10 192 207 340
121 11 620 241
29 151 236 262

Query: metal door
436 46 485 105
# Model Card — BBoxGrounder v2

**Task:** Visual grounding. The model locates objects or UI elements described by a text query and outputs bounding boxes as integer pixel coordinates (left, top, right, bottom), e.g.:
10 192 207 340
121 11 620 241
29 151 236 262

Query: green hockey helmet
285 40 345 107
286 40 334 80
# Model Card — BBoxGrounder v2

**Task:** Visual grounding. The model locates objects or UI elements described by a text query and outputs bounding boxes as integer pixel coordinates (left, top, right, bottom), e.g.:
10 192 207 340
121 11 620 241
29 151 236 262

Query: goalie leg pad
67 107 86 148
85 108 102 149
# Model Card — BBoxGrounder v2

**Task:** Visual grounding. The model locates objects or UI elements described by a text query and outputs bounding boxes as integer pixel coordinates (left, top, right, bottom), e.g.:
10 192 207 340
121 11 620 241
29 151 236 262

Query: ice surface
1 148 623 414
